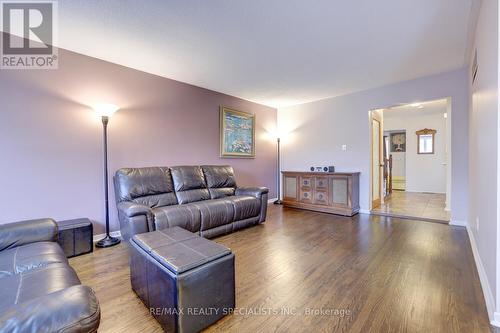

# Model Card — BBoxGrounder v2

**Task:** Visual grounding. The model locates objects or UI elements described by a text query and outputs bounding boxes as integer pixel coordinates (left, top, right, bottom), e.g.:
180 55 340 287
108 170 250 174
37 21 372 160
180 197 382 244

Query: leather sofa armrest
0 285 100 333
236 187 269 224
0 218 58 252
116 201 154 241
117 201 153 218
235 186 269 198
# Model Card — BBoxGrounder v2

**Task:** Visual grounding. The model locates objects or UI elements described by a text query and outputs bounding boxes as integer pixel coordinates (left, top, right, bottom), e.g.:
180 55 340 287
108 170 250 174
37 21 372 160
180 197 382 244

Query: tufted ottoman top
131 227 231 274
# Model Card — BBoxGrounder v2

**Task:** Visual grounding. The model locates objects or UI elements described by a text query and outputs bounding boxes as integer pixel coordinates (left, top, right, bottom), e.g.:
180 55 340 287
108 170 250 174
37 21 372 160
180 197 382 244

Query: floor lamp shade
93 103 119 118
94 104 121 248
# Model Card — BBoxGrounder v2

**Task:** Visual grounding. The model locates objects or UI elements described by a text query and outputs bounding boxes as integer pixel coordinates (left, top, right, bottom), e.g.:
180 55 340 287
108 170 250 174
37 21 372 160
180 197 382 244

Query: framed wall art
390 132 406 152
220 106 255 158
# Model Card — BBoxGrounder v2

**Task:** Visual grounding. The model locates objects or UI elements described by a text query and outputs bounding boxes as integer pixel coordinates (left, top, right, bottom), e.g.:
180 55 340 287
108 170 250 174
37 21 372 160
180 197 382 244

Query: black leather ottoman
56 218 93 258
129 227 235 333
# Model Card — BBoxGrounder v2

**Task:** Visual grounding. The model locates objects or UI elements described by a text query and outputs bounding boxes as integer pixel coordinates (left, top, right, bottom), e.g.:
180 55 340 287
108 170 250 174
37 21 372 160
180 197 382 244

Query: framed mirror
416 129 436 154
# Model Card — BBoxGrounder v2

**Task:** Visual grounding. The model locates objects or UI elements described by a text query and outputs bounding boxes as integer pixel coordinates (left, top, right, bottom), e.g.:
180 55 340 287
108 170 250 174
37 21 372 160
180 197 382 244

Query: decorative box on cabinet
282 171 360 216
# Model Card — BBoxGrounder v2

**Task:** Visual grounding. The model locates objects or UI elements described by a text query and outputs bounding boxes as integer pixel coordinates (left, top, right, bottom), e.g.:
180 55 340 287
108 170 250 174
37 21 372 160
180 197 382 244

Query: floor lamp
94 103 121 248
274 137 283 205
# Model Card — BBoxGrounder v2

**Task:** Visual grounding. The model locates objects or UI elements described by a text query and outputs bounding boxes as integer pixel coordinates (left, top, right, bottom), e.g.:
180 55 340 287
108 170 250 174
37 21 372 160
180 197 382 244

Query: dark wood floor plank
70 206 492 332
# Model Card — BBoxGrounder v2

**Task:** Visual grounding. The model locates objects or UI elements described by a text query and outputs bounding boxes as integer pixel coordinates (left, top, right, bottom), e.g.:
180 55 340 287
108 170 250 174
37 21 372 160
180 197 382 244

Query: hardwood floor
70 206 491 332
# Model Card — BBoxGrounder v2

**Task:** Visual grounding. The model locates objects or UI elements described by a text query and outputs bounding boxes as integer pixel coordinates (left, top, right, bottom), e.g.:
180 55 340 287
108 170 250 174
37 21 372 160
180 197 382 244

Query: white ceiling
50 1 476 107
384 99 448 117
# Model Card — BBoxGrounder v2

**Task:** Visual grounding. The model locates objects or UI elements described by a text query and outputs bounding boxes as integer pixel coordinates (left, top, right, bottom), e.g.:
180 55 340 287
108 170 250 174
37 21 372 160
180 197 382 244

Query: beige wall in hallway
383 101 448 194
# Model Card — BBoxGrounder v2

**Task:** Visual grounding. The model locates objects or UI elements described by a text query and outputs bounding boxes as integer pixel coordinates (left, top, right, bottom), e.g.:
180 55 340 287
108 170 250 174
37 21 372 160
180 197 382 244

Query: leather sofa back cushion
132 193 178 208
115 167 178 208
171 166 210 204
202 165 236 199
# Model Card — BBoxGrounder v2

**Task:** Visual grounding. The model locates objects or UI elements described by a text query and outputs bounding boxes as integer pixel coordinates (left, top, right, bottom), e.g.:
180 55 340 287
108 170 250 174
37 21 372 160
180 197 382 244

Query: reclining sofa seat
114 165 269 240
0 218 100 332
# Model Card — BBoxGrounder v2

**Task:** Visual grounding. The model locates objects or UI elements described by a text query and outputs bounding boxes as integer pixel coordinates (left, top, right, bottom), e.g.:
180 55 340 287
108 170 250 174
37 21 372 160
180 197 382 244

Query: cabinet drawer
300 176 313 188
300 189 313 203
315 177 328 189
314 190 329 205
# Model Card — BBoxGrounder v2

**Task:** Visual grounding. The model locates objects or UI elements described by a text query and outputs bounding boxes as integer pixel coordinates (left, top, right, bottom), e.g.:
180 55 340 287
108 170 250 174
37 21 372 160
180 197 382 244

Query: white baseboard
268 197 278 204
466 224 498 327
449 220 467 227
93 230 122 243
493 312 500 328
359 209 371 215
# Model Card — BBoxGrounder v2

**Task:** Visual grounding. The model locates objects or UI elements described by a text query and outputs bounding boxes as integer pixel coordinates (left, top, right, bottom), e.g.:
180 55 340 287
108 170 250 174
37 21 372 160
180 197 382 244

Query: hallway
371 191 450 222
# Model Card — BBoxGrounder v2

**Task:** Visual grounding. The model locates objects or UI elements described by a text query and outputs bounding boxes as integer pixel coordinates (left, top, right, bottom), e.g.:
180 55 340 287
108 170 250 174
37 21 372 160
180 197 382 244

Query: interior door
371 114 382 208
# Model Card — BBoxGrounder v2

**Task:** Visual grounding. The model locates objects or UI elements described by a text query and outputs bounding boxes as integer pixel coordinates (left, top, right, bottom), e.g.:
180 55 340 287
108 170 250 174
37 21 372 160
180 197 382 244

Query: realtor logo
1 0 58 69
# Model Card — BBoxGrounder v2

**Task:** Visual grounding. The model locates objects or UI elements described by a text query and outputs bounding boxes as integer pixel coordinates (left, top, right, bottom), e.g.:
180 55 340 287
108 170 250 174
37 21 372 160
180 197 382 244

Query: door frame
370 110 384 209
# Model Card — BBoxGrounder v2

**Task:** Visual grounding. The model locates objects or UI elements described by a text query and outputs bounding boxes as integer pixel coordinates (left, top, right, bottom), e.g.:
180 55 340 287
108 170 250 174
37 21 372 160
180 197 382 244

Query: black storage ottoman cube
129 227 235 333
56 218 93 258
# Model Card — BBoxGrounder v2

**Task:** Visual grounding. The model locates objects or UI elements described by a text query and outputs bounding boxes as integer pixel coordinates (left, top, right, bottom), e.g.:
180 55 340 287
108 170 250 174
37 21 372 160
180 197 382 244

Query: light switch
342 144 347 151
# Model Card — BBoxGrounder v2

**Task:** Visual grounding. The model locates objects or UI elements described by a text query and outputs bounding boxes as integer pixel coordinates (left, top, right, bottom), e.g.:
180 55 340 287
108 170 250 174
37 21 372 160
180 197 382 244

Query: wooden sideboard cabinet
282 171 360 216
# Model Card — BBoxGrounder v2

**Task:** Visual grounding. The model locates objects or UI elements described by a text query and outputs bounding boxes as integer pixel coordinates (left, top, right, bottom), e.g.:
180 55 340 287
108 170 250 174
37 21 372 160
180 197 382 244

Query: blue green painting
220 108 255 157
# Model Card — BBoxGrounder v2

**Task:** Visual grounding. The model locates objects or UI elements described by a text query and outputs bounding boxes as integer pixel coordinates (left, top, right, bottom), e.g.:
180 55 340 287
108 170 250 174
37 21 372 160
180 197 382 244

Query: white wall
388 150 405 179
278 68 469 223
467 0 499 325
384 104 447 193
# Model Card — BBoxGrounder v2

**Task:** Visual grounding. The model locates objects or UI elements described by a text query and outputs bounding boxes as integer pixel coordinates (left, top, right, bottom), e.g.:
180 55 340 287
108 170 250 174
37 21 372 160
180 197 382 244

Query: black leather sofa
0 218 100 332
114 165 269 241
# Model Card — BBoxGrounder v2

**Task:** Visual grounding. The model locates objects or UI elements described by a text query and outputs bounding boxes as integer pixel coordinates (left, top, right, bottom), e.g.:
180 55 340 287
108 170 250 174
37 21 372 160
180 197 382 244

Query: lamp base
95 235 121 248
273 199 283 205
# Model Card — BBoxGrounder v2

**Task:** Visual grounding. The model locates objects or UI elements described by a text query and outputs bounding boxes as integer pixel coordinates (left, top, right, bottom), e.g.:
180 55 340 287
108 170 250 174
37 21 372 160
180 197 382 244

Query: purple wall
0 46 277 234
467 0 498 317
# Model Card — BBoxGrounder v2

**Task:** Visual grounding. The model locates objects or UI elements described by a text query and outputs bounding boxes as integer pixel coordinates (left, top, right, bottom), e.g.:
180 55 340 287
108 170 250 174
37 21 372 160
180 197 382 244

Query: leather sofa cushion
0 285 100 333
0 242 68 278
0 218 58 252
0 262 80 312
0 219 101 333
202 166 236 188
153 196 260 233
208 188 235 199
224 196 261 221
175 189 211 205
171 166 207 191
202 166 236 199
132 192 178 208
171 166 210 204
115 167 178 207
153 204 202 233
192 199 235 231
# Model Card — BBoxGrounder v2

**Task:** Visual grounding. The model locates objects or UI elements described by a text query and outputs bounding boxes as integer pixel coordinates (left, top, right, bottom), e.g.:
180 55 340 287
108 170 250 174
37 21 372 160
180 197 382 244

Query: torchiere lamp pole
94 104 121 248
274 137 283 205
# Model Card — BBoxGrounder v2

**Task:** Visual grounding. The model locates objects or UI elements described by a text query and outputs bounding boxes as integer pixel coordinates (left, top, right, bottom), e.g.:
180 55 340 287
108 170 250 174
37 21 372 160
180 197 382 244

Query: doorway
369 99 451 223
371 111 382 209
